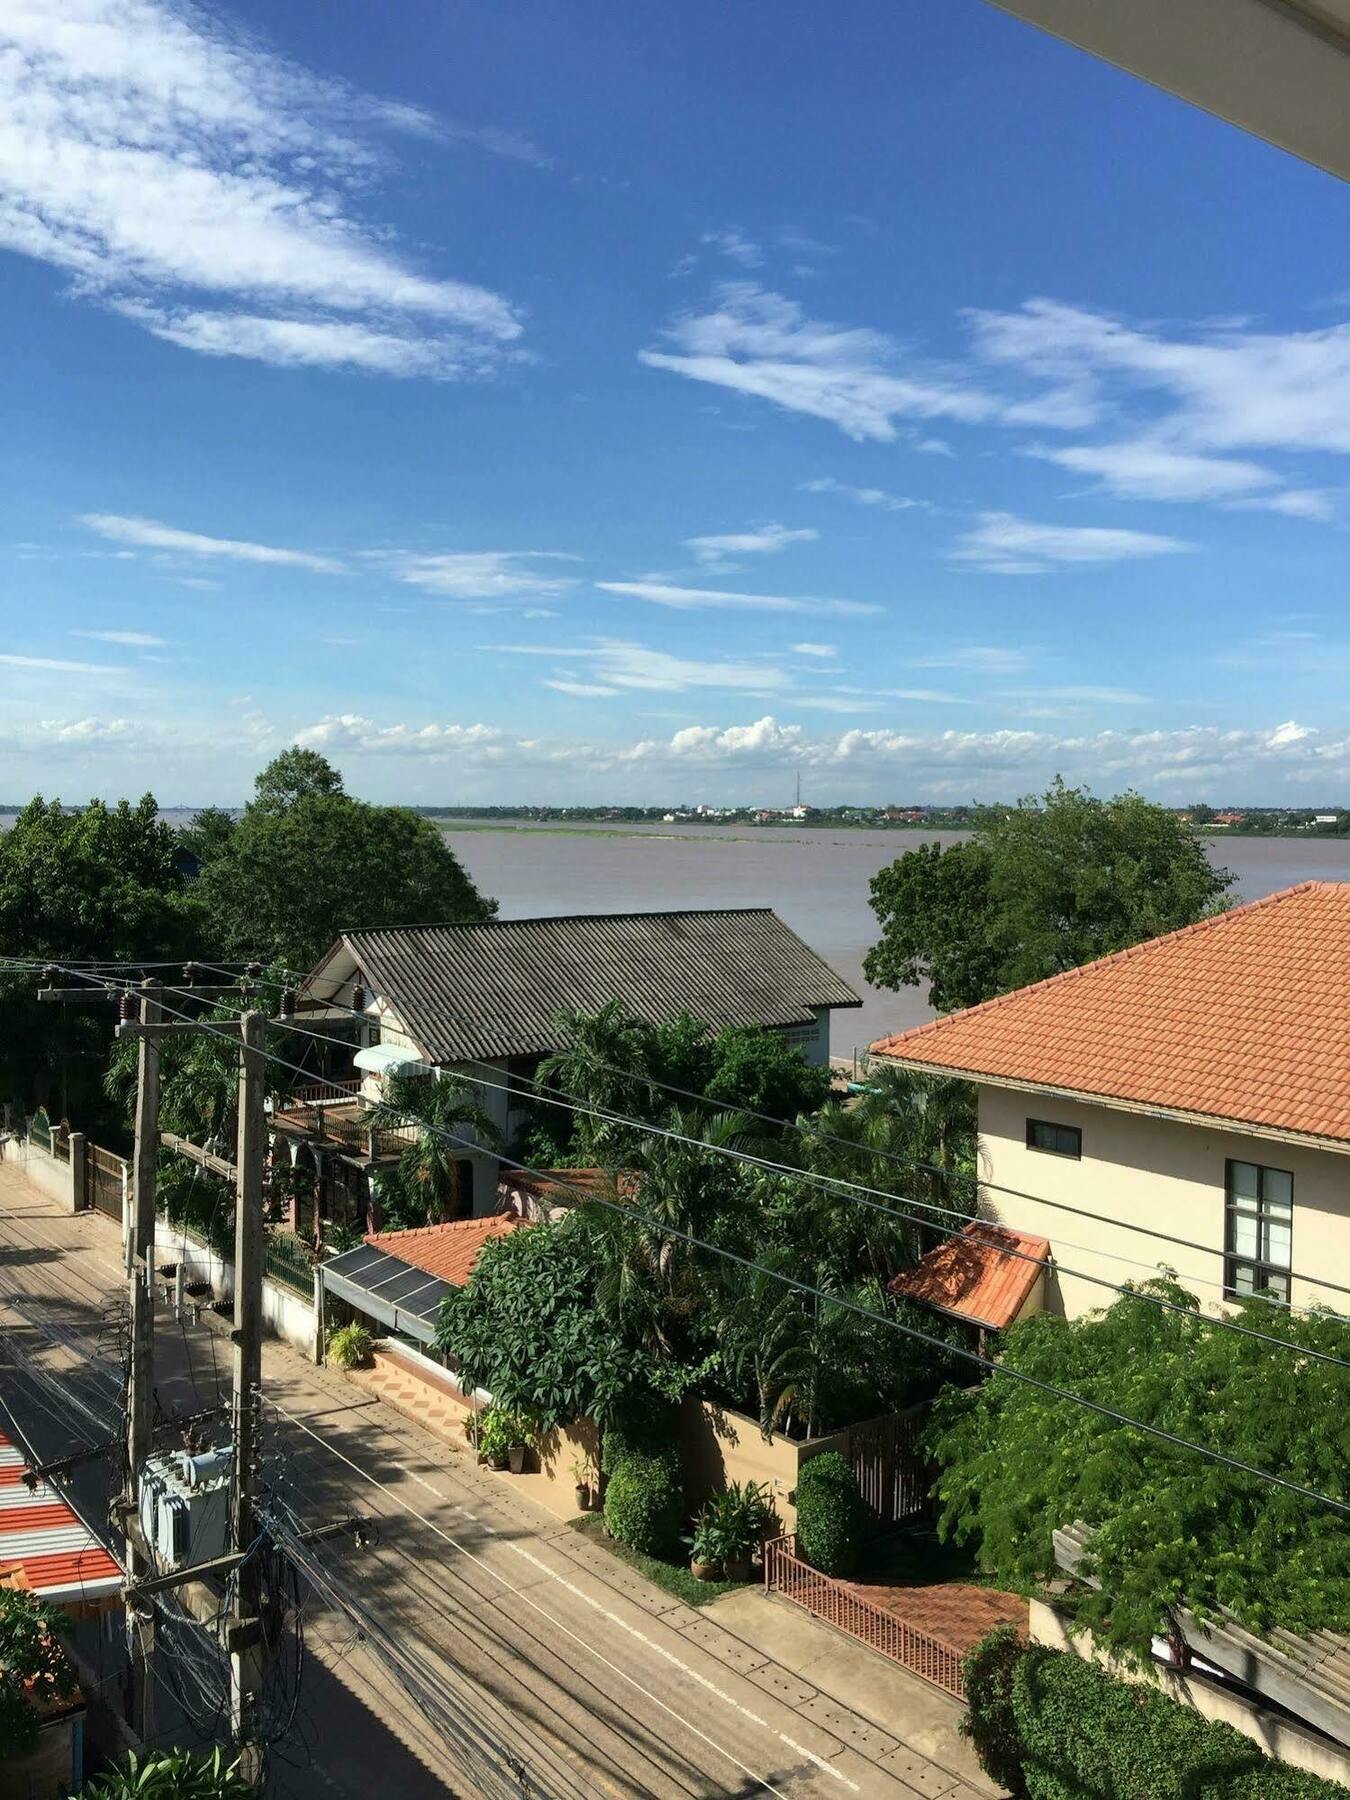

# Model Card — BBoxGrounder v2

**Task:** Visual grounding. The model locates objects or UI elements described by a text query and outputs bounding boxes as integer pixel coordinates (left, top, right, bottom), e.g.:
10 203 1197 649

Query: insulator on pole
351 983 366 1014
245 962 262 981
40 965 58 988
182 961 199 987
118 990 136 1024
279 988 296 1020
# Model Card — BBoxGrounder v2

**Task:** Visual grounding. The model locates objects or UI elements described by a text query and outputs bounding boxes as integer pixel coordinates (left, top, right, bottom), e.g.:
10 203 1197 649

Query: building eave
872 1053 1350 1159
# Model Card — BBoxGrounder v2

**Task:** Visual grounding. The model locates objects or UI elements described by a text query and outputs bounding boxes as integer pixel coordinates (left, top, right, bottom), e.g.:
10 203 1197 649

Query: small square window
1026 1118 1081 1159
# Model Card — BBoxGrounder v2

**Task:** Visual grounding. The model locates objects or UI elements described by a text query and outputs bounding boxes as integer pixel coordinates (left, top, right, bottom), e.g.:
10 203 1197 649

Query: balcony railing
270 1091 418 1161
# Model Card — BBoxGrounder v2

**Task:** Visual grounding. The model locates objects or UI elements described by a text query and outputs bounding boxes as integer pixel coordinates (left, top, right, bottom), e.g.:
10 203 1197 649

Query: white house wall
978 1086 1350 1319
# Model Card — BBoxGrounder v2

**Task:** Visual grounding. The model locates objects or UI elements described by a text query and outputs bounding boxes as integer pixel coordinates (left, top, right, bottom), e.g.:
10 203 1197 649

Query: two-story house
271 906 859 1236
871 880 1350 1322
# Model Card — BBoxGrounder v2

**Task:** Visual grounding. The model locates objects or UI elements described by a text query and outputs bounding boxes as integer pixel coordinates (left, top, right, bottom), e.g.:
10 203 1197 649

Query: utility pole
228 1010 268 1786
125 978 162 1742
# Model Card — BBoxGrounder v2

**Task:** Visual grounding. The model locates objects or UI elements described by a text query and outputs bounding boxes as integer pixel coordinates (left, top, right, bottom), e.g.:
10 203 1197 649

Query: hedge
603 1447 682 1557
794 1450 864 1577
963 1626 1350 1800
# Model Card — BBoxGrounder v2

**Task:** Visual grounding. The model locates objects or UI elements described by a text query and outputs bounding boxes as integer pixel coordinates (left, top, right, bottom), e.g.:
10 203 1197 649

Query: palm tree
366 1071 503 1226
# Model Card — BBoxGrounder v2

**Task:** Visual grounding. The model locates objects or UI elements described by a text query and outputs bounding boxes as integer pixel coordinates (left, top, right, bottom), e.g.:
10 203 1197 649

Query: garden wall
1029 1599 1350 1789
677 1398 825 1535
0 1130 75 1209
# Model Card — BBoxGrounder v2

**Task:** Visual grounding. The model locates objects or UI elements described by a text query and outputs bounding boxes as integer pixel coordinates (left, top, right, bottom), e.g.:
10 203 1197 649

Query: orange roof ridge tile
871 880 1325 1058
869 881 1350 1145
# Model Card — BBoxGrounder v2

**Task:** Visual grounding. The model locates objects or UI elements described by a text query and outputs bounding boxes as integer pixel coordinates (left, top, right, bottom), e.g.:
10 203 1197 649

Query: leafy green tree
0 1590 76 1759
175 804 238 869
194 748 495 970
704 1024 831 1120
366 1070 502 1228
435 1214 656 1431
865 780 1233 1012
928 1281 1350 1658
0 794 193 1121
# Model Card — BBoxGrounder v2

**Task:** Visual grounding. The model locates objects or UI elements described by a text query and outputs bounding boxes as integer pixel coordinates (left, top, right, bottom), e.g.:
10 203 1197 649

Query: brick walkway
846 1578 1027 1655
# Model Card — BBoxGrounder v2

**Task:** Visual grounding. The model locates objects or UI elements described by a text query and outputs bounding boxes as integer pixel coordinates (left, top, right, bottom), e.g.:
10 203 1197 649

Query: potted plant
685 1514 725 1582
701 1481 774 1582
476 1405 514 1471
571 1454 598 1511
507 1417 531 1476
326 1322 373 1370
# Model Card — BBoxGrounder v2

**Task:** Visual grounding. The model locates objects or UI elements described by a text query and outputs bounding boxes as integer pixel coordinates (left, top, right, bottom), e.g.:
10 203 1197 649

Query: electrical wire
18 958 1350 1515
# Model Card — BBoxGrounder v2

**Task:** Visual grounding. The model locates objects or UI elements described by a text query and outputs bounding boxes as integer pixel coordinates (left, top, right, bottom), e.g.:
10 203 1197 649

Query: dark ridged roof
323 908 859 1064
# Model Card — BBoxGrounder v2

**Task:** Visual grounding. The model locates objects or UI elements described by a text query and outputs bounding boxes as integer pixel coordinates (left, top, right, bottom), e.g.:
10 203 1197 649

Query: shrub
961 1628 1350 1799
0 1591 75 1759
476 1405 531 1462
326 1322 373 1369
600 1391 676 1474
604 1447 683 1557
961 1623 1028 1797
794 1451 864 1577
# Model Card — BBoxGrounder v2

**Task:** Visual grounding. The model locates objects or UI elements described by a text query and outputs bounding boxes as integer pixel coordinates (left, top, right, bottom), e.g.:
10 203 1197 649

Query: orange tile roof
889 1223 1050 1331
870 881 1350 1146
363 1214 526 1285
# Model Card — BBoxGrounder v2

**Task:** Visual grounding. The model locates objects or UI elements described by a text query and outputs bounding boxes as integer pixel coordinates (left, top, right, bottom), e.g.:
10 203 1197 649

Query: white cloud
800 477 933 512
684 522 817 567
701 228 762 269
72 628 166 646
545 679 619 698
792 642 838 658
641 284 998 442
969 298 1350 457
0 0 522 375
1024 439 1276 503
116 305 508 379
951 511 1193 575
597 579 880 616
493 637 792 695
1002 685 1152 705
0 652 127 673
914 645 1029 673
1228 488 1338 521
80 513 345 573
386 551 579 601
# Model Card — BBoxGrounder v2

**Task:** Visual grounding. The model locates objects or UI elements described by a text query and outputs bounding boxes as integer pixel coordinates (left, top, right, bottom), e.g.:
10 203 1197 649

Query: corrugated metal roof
0 1435 121 1605
315 909 860 1065
889 1222 1050 1331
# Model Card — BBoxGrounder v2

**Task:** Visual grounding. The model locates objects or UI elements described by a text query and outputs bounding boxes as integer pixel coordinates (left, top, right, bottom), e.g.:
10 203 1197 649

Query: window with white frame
1224 1159 1292 1303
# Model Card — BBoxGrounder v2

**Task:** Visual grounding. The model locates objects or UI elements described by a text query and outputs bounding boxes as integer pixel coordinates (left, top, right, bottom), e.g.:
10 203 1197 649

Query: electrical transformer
137 1445 232 1572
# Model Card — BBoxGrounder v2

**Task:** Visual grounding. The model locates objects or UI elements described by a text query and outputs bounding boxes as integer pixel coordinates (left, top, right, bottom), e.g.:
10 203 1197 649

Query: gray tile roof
323 908 859 1065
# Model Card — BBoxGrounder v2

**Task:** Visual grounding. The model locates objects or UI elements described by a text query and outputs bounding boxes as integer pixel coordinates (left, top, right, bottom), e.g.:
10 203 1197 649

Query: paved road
0 1165 985 1799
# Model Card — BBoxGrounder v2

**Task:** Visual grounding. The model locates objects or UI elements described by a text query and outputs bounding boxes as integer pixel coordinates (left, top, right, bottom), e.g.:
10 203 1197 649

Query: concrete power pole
229 1010 268 1784
125 978 162 1740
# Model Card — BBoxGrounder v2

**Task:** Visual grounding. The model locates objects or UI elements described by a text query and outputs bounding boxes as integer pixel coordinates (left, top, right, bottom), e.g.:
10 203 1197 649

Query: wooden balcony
269 1083 419 1162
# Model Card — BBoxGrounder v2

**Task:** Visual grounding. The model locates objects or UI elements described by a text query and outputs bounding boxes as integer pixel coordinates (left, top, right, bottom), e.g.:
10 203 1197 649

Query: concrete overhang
986 0 1350 181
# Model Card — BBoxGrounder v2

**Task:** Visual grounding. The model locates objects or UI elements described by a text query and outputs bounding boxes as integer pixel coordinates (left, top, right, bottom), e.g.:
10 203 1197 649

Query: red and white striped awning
0 1435 122 1607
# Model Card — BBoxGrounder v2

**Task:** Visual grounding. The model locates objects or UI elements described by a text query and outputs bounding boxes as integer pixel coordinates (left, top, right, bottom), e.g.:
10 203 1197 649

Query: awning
0 1437 122 1609
352 1043 430 1077
320 1244 454 1346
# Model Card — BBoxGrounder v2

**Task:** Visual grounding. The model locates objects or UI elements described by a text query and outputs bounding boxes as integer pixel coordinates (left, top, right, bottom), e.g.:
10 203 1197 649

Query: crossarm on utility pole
159 1131 238 1181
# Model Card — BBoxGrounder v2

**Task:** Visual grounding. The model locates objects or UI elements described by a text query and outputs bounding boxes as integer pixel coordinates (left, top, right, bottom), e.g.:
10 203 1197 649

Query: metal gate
845 1405 933 1532
85 1144 126 1224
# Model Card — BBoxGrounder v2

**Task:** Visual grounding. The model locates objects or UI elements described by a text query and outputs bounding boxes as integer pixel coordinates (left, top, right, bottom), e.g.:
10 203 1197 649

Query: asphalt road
0 1166 967 1799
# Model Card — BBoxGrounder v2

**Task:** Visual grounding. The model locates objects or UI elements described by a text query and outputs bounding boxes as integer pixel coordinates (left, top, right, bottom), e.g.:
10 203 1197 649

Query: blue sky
3 0 1350 805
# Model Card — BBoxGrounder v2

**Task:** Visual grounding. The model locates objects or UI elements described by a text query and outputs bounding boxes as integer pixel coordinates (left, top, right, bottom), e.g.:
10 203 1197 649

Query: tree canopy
0 1590 75 1759
864 780 1233 1013
193 747 495 970
927 1280 1350 1657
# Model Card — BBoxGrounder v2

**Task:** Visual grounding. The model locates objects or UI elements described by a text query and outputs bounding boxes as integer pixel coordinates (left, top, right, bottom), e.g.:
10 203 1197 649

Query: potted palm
698 1482 774 1582
685 1514 725 1582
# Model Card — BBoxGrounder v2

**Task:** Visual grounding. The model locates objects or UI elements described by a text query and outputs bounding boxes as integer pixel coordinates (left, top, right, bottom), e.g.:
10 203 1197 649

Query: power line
25 958 1349 1516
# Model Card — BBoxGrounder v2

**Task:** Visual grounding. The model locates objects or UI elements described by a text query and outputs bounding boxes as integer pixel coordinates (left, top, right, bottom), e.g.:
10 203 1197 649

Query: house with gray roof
269 909 858 1234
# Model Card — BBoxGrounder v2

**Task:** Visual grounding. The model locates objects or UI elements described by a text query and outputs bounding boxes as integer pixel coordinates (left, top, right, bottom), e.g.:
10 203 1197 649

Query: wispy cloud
701 228 763 269
791 642 838 658
80 513 345 573
0 0 522 376
684 522 817 569
801 476 933 512
641 284 998 442
490 637 791 694
951 511 1193 575
386 551 579 601
72 628 167 647
1 652 126 674
913 645 1030 674
597 578 880 616
1023 439 1276 503
1228 488 1338 521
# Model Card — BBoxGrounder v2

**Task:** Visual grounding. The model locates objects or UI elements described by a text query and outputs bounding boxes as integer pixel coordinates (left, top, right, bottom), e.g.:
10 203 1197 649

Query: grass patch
569 1513 748 1607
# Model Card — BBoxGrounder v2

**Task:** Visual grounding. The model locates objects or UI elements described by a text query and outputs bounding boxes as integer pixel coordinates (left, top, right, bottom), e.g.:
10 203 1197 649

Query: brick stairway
846 1579 1027 1655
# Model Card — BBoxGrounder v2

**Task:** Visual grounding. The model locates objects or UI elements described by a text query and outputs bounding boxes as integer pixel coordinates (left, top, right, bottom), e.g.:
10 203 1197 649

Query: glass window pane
1229 1162 1260 1199
1231 1214 1260 1257
1267 1271 1291 1304
1228 1260 1256 1295
1265 1219 1292 1268
1264 1168 1293 1208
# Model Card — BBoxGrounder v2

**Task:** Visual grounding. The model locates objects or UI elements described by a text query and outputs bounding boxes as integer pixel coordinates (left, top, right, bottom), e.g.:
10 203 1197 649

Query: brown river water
440 821 1350 1060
